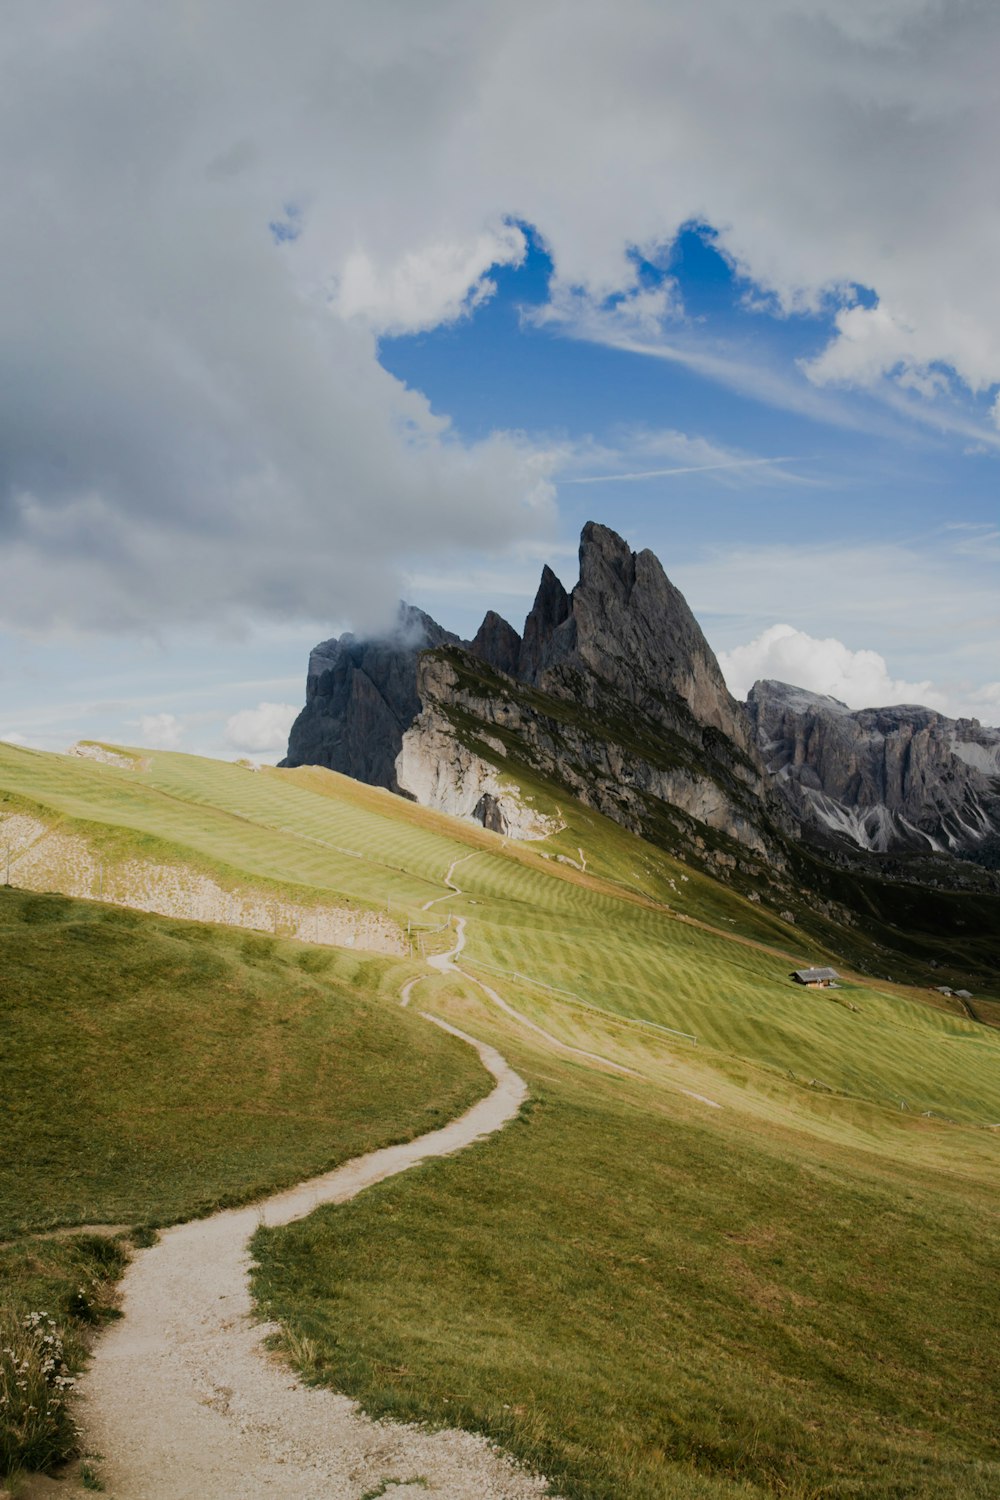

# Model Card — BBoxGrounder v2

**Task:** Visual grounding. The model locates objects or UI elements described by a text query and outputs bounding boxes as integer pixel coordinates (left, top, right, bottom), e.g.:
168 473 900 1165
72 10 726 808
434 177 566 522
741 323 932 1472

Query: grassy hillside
430 644 1000 991
254 1000 1000 1500
0 885 487 1238
2 741 998 1495
0 883 487 1480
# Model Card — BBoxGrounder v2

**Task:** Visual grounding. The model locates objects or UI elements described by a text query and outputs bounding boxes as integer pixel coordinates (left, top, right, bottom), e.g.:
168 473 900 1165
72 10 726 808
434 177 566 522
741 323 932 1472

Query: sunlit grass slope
0 885 485 1239
3 740 998 1124
0 882 488 1480
254 1006 1000 1500
4 741 999 1496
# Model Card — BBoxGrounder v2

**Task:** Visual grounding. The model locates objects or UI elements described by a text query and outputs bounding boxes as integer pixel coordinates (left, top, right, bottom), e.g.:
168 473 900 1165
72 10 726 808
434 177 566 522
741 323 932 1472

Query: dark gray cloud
2 1 999 632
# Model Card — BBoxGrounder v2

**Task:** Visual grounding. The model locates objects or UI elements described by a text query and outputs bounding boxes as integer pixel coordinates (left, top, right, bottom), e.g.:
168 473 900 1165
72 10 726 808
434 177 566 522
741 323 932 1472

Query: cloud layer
5 1 1000 636
718 624 944 710
225 702 299 756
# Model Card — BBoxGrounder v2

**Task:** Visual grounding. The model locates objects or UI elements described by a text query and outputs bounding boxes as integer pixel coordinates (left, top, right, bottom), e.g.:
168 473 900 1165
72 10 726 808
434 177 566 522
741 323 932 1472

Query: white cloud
963 681 1000 723
4 0 1000 641
224 701 298 756
333 224 526 334
550 426 818 491
664 533 999 723
135 713 183 750
718 623 945 710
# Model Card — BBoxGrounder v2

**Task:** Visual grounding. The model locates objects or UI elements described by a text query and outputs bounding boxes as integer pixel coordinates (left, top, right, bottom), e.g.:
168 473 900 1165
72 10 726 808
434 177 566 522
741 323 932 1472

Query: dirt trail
426 891 719 1106
433 916 640 1079
421 851 476 910
74 845 716 1498
75 1016 549 1500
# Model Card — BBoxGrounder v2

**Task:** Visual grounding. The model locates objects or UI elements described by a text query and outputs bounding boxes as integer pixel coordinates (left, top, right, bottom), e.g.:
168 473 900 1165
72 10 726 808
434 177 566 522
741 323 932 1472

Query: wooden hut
790 967 839 988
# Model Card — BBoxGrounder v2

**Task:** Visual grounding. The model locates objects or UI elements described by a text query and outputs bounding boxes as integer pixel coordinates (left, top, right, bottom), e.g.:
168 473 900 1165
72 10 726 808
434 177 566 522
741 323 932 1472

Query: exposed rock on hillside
409 648 777 860
0 811 402 953
747 680 1000 860
282 603 460 790
396 686 562 840
285 522 787 861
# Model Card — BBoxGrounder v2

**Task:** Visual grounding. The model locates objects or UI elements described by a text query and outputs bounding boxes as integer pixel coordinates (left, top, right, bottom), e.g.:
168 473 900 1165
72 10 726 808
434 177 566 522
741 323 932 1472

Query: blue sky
1 4 999 758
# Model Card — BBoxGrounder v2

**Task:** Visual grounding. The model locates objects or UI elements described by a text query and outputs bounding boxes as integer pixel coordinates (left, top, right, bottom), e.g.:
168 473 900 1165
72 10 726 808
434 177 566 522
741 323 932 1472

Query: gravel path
72 844 711 1497
75 1005 551 1499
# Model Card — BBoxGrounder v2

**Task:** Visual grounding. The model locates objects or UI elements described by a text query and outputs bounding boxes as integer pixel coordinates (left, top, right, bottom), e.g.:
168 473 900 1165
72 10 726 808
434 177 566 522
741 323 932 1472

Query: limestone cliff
282 603 460 789
395 691 562 840
747 680 1000 862
408 649 777 863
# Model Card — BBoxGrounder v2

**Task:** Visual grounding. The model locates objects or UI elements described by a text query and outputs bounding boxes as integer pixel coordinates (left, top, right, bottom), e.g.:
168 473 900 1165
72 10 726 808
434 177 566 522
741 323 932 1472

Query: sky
2 0 999 760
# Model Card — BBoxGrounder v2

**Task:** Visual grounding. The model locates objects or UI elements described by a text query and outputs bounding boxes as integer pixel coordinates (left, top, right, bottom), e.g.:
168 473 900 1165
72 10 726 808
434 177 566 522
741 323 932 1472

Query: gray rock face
282 604 460 789
517 565 571 680
747 679 1000 857
412 650 777 860
526 522 754 755
470 610 522 677
282 524 782 859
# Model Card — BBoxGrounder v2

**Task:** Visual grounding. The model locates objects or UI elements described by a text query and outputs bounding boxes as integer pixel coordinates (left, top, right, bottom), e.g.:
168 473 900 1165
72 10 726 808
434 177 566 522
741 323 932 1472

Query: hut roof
791 967 839 984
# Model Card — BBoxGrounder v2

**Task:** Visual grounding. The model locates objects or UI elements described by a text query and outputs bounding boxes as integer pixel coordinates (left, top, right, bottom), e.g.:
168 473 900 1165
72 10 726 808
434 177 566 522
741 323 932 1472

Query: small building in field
790 967 839 988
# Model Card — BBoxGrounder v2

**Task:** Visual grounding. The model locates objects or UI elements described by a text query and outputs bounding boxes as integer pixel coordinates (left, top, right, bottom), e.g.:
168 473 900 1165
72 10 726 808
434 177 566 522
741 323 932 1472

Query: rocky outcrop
410 650 776 860
282 603 460 789
284 523 786 857
395 691 562 840
0 811 403 953
525 522 754 754
518 565 571 680
470 610 522 677
747 679 1000 859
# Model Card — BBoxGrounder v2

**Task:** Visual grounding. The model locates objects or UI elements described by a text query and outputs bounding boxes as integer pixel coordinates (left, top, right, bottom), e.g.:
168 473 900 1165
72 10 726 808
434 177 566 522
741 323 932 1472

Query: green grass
0 740 484 915
0 886 486 1239
3 741 999 1496
253 1010 1000 1500
0 1232 132 1478
0 883 489 1479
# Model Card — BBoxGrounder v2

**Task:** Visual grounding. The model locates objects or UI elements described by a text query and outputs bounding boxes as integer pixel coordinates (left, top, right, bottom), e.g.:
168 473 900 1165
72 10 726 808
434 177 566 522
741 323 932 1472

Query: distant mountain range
284 520 999 866
283 521 1000 976
748 680 1000 864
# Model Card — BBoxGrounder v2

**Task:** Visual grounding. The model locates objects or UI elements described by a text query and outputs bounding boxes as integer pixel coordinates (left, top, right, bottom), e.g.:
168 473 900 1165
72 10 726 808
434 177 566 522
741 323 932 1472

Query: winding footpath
76 847 714 1497
76 907 550 1500
417 856 718 1105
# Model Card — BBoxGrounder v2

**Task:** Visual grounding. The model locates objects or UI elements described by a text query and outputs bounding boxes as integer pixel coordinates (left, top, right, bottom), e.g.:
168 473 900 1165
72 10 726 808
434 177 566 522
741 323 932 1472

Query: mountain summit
284 522 773 853
283 522 999 905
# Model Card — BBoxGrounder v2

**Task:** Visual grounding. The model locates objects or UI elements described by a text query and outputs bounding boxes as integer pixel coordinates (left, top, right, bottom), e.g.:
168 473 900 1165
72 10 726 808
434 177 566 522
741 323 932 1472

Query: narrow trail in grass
437 917 641 1079
420 850 476 910
75 986 550 1500
423 869 720 1105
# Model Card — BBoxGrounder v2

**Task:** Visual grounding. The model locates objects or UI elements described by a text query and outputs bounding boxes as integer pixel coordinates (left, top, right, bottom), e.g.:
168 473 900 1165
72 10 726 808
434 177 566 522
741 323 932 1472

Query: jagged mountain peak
748 678 1000 858
518 564 572 681
288 520 758 794
540 523 751 749
470 610 522 677
747 679 853 716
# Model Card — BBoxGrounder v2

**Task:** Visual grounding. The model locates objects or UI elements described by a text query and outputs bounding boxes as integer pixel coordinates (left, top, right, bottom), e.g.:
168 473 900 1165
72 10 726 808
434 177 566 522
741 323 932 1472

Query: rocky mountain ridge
747 679 1000 864
283 522 999 887
285 604 460 792
285 523 787 863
